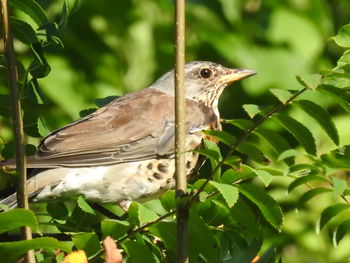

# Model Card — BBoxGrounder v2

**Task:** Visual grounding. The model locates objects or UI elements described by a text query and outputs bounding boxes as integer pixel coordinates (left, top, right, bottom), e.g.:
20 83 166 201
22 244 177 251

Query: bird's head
153 61 256 107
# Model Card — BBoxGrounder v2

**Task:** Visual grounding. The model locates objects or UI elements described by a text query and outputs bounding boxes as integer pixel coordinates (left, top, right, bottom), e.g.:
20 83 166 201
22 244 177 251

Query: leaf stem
0 1 34 262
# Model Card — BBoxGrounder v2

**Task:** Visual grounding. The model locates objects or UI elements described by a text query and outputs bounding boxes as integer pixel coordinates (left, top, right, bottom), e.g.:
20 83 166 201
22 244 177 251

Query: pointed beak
220 68 257 84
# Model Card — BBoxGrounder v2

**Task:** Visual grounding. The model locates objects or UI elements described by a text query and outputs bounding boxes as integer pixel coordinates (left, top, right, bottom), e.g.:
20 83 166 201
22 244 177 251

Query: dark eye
200 68 212 78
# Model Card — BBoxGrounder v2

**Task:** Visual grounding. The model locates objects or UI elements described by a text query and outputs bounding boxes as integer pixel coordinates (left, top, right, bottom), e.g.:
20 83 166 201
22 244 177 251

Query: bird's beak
220 68 257 84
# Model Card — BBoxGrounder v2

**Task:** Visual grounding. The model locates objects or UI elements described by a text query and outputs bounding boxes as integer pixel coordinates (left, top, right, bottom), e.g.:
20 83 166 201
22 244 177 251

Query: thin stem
174 0 188 263
0 0 34 262
116 211 176 244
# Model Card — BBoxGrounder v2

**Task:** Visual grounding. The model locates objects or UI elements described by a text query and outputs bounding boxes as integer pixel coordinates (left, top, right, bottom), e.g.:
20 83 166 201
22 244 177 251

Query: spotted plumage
0 61 256 208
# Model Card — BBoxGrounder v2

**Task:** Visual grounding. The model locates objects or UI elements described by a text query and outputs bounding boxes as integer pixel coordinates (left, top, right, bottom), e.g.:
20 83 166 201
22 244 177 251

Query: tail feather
0 193 18 210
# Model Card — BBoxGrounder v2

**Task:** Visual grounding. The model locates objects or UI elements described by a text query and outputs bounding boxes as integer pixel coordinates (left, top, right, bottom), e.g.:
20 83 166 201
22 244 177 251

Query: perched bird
0 61 256 208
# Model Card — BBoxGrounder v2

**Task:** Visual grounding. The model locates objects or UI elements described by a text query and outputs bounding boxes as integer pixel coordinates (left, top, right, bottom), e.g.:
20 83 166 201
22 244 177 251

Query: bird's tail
0 193 18 210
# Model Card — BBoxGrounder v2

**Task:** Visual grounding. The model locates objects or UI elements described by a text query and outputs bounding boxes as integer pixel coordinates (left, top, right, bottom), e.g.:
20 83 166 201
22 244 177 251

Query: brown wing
21 88 214 168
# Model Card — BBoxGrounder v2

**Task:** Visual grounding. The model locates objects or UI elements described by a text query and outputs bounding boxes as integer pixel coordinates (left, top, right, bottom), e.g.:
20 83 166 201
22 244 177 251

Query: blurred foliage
1 0 350 262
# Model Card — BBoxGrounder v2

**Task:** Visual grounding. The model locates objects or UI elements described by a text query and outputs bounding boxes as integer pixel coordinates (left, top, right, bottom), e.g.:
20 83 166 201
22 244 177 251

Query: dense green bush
0 0 350 262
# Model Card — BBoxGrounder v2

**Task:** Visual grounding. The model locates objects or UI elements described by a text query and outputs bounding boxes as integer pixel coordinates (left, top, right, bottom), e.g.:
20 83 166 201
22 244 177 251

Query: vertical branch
0 1 35 262
174 0 188 263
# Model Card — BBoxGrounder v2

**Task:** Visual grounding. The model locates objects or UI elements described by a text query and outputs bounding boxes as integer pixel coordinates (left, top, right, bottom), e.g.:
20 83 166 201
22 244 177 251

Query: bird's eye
200 68 212 78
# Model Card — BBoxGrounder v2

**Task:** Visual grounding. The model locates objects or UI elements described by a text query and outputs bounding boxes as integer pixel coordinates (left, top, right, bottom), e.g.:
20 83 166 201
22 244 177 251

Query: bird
0 61 256 209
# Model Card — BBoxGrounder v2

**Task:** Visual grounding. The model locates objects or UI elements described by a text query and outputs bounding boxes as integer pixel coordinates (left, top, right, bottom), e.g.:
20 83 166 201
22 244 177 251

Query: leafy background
0 0 350 262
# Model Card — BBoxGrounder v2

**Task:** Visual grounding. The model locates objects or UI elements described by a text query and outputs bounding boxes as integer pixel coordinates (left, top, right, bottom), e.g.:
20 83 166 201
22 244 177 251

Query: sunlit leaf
0 237 70 263
330 22 350 48
77 196 95 215
270 89 293 104
128 202 159 226
332 177 348 196
208 181 239 208
243 104 261 118
254 169 273 187
0 209 38 233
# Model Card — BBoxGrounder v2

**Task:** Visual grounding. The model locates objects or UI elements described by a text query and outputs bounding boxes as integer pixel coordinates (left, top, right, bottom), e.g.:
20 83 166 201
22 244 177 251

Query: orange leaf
250 255 260 263
62 250 88 263
103 236 123 263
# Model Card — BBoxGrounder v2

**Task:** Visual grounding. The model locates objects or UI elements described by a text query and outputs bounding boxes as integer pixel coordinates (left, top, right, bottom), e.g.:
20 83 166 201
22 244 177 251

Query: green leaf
198 199 230 226
318 85 350 112
255 128 291 156
0 237 70 263
297 188 332 208
0 209 38 233
335 50 350 71
277 149 301 161
332 177 348 196
149 222 176 252
11 17 38 44
288 175 328 193
202 130 236 145
318 204 350 232
238 184 283 229
46 201 68 220
208 181 239 208
10 0 49 26
297 100 339 145
275 113 316 155
237 143 270 164
72 233 100 257
243 104 261 118
230 198 259 235
254 169 273 187
128 202 159 226
77 196 95 215
321 146 350 169
333 219 350 245
160 190 176 211
270 89 293 103
122 240 157 263
296 74 321 90
203 139 222 180
101 219 131 239
223 119 252 130
322 72 350 89
221 165 256 184
29 43 51 78
330 23 350 48
188 213 218 262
